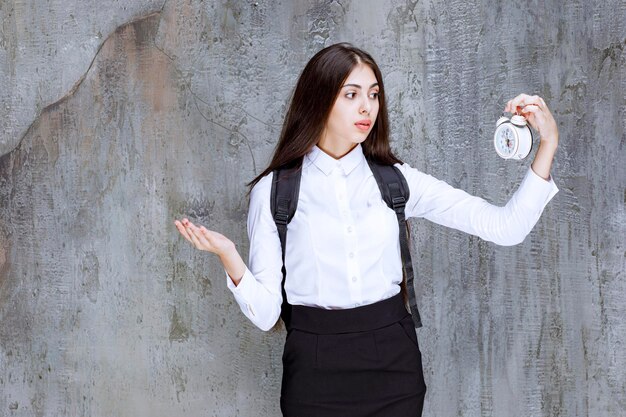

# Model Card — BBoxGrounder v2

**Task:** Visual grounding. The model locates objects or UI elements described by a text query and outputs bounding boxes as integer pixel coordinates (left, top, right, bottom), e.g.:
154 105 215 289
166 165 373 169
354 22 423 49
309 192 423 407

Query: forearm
531 136 558 180
219 242 247 286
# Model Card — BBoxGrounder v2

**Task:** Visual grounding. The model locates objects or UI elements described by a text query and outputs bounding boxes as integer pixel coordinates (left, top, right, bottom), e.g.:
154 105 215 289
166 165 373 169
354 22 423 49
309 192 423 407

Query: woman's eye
345 92 356 99
370 92 379 99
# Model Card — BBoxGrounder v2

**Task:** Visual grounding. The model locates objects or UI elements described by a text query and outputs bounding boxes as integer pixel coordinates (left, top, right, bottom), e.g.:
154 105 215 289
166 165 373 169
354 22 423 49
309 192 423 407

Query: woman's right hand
174 218 247 285
174 218 234 257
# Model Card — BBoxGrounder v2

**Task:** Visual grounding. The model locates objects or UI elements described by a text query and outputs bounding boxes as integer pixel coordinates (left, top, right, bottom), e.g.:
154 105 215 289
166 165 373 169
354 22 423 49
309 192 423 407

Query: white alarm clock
493 114 534 159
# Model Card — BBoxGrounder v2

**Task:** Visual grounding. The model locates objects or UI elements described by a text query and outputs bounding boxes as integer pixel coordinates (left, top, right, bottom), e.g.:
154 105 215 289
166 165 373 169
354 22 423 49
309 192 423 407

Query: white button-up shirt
226 143 559 330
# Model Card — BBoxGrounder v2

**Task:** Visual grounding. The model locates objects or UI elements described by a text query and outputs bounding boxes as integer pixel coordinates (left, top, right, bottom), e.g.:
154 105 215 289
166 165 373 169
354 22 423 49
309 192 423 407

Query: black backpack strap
366 159 423 329
270 163 302 328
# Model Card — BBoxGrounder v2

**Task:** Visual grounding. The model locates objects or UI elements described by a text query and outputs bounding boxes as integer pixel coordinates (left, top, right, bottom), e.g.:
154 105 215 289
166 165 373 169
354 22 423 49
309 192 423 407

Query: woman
174 43 559 416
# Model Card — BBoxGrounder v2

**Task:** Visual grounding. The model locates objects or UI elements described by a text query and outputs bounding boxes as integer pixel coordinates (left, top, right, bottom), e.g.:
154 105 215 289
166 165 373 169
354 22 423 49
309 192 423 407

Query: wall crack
1 6 167 159
152 42 259 174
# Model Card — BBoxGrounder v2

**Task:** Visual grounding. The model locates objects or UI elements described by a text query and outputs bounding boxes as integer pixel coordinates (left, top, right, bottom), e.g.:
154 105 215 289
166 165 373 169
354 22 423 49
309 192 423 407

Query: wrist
219 242 246 286
539 134 558 150
537 141 558 160
217 240 237 259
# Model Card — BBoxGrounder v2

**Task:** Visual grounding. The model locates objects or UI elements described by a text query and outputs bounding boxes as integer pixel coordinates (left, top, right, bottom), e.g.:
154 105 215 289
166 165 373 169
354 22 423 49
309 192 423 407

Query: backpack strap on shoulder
270 162 302 328
366 158 423 329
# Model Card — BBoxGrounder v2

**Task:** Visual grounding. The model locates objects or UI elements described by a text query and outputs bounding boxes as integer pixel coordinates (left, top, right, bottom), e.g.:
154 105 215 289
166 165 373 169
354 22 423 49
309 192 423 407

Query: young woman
174 43 559 416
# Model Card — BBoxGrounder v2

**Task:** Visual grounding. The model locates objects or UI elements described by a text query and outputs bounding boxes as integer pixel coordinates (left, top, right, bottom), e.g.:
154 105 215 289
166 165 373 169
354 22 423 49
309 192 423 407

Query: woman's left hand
505 94 559 149
505 94 559 180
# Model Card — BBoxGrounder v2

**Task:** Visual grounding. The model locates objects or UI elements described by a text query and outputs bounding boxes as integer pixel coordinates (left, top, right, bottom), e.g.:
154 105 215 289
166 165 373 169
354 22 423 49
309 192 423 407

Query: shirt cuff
515 167 559 209
225 267 257 317
226 267 252 292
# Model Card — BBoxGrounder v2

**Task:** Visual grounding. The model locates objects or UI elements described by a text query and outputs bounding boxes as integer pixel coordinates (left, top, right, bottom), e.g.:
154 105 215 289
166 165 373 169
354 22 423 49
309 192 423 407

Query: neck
317 135 358 159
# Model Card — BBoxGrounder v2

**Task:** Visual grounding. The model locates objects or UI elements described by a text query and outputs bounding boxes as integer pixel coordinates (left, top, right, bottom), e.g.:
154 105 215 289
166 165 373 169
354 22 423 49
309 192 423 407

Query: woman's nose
360 101 370 115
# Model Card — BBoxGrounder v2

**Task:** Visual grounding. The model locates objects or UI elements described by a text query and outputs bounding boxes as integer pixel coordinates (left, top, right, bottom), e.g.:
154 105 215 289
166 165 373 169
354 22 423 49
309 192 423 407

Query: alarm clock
493 114 534 159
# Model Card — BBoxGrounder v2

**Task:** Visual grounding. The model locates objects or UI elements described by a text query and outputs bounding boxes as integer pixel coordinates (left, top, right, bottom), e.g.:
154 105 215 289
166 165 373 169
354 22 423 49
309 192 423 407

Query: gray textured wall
0 0 624 416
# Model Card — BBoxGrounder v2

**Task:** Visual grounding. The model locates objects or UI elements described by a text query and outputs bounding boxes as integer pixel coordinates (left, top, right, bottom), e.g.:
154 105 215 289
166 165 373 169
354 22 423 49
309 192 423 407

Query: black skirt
280 292 427 417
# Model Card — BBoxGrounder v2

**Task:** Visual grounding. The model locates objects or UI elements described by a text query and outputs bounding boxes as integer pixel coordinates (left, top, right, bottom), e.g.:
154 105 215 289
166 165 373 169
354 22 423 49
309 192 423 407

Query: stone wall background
0 0 624 416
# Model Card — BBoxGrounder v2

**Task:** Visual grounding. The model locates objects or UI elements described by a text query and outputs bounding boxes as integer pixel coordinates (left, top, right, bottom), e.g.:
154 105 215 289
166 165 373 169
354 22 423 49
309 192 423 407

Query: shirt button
351 276 357 282
349 252 355 258
347 226 353 233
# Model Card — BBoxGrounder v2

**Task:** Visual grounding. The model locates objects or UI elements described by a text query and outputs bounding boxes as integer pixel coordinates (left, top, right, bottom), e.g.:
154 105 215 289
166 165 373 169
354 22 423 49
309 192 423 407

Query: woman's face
318 63 380 157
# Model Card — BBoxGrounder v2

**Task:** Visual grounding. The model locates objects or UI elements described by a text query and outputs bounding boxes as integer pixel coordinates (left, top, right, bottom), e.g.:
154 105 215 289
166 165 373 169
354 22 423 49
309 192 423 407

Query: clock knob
510 115 527 126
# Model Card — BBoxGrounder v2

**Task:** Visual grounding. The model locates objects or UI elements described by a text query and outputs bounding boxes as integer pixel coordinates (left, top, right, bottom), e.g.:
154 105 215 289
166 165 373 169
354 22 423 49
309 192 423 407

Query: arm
174 174 283 331
397 163 558 246
396 93 559 245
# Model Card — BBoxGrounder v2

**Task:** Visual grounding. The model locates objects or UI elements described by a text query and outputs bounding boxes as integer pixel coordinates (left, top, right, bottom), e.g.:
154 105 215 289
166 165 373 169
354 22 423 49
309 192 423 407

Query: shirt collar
305 143 365 176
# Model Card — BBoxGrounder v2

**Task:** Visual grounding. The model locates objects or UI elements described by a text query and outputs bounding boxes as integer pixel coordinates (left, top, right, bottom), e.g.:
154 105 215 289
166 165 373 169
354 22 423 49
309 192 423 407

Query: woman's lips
355 120 371 131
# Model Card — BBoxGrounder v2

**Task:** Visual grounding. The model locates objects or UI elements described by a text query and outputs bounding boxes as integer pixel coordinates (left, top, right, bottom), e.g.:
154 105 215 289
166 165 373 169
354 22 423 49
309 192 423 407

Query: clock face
494 125 517 158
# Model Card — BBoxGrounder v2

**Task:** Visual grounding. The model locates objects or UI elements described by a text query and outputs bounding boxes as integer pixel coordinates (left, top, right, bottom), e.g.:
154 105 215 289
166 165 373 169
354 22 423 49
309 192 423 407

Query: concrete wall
0 0 624 416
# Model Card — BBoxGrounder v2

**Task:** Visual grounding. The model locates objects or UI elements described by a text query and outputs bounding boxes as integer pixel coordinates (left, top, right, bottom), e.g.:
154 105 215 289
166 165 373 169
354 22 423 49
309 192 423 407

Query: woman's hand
505 94 559 148
174 218 234 257
174 218 246 285
505 94 559 180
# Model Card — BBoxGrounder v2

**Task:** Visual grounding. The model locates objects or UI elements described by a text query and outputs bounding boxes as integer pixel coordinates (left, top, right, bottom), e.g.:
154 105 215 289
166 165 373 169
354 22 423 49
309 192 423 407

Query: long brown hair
247 43 403 191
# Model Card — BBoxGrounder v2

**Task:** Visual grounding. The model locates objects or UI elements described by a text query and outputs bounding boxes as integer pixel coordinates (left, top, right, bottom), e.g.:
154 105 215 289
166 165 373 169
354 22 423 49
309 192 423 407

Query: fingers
174 219 194 244
174 218 201 248
517 104 541 115
192 226 214 251
187 223 212 249
198 225 211 240
503 94 558 142
505 94 547 114
186 223 203 249
174 218 219 253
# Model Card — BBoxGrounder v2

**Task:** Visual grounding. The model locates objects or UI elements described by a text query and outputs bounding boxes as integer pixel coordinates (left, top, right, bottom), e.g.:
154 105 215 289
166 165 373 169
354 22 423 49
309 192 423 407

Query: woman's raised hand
174 218 234 256
505 93 559 149
505 93 559 180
